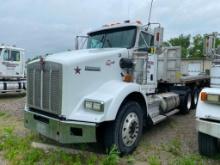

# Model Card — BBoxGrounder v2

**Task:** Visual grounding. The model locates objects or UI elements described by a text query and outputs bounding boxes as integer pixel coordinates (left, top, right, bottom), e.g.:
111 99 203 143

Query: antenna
127 0 131 20
148 0 154 25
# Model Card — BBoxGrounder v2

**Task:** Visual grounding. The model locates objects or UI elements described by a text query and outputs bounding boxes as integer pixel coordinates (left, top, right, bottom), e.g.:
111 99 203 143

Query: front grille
27 61 62 115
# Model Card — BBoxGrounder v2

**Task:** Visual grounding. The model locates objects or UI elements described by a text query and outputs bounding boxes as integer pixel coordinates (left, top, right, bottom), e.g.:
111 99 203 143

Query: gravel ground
0 95 220 164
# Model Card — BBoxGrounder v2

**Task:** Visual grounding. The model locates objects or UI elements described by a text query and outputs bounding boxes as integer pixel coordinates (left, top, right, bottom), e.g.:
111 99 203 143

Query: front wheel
103 101 144 154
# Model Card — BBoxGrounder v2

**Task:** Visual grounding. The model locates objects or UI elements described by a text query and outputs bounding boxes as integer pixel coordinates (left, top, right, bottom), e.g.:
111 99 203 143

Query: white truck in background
0 45 26 94
196 33 220 156
24 21 209 154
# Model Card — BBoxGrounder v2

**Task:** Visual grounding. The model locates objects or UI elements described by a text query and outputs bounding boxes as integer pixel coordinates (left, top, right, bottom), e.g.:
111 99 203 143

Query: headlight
207 94 220 103
84 100 104 112
201 92 220 104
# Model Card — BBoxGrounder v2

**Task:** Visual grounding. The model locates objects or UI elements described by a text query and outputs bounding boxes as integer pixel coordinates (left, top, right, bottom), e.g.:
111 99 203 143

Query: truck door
2 48 21 78
138 31 157 93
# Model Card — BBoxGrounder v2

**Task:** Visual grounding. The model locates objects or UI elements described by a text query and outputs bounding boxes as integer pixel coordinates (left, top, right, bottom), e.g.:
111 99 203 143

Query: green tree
189 34 203 58
168 34 191 58
216 38 220 47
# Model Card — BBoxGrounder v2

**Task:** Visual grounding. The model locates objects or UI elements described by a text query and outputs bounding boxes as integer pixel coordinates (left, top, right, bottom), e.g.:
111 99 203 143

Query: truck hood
44 48 129 118
45 48 127 65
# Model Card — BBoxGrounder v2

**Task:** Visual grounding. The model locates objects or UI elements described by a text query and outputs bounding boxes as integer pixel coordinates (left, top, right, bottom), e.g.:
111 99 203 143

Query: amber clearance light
200 92 208 101
123 74 133 82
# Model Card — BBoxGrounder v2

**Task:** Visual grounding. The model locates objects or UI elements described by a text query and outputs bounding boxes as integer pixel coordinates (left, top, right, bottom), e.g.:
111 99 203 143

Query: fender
81 80 147 122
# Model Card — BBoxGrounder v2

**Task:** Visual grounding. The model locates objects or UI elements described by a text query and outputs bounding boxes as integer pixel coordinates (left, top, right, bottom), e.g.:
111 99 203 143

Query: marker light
136 20 142 24
200 92 207 101
123 74 133 82
156 32 160 42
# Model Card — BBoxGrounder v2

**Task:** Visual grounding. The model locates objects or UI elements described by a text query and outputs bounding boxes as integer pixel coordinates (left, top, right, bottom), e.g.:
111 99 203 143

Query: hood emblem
74 66 81 74
105 60 115 66
40 56 45 70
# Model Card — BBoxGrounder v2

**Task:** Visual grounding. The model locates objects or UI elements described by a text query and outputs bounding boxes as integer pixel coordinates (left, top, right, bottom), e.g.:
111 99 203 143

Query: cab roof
87 22 144 35
0 45 24 51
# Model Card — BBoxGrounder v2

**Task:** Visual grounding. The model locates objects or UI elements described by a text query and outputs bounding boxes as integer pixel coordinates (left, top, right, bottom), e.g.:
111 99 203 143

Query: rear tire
179 89 192 114
103 101 144 155
198 132 218 156
191 88 200 109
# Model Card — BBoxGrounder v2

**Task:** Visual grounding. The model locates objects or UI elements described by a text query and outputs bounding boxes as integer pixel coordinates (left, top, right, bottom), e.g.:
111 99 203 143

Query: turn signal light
200 92 208 101
123 74 133 82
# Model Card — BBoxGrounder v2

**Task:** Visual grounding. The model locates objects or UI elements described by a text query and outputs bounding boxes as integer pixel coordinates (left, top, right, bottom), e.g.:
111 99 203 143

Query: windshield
0 48 2 56
87 26 137 49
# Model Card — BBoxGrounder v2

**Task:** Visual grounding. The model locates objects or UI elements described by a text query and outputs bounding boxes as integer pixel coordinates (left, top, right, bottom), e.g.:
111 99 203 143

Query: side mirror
120 58 134 69
75 36 88 50
75 36 79 50
154 26 164 48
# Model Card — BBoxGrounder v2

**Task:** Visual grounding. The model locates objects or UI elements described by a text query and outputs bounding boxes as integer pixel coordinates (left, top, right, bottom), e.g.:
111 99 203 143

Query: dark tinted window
3 50 20 61
11 50 20 61
87 26 137 49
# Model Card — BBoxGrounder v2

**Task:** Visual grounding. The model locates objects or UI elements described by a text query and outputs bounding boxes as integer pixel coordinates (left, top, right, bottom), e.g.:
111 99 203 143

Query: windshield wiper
106 39 112 48
102 35 113 48
92 35 105 48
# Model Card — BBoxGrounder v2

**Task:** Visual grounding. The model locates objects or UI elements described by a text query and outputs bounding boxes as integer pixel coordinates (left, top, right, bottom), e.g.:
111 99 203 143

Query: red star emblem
74 66 81 74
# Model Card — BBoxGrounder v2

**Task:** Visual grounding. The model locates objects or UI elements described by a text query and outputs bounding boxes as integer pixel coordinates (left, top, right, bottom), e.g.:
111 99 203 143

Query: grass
0 126 121 165
161 137 182 156
171 154 203 165
0 111 5 117
147 155 161 165
1 107 220 165
102 146 120 165
0 108 121 165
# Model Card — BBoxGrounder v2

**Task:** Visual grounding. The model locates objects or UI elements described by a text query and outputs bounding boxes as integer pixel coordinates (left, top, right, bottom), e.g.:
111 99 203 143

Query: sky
0 0 220 59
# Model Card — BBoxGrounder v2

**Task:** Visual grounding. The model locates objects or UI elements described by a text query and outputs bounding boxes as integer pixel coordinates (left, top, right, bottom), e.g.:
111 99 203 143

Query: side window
138 32 154 51
3 49 20 61
11 50 20 61
3 49 10 61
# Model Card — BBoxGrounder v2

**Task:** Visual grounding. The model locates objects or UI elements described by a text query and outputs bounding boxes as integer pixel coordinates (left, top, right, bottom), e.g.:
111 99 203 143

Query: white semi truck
24 21 209 154
0 45 26 94
196 33 220 156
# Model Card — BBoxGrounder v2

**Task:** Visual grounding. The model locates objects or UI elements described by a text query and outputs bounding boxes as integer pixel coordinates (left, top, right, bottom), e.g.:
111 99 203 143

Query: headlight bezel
84 100 104 112
207 94 220 104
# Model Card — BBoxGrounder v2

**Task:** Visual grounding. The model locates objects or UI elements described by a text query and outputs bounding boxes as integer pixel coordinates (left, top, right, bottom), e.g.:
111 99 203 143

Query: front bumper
196 118 220 139
24 109 97 144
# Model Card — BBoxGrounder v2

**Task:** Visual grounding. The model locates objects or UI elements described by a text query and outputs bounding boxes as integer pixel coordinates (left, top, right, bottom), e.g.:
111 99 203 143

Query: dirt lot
0 95 220 165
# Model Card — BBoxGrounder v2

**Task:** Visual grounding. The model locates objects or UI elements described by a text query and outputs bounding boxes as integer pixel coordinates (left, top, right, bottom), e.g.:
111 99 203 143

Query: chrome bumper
196 118 220 139
24 109 96 143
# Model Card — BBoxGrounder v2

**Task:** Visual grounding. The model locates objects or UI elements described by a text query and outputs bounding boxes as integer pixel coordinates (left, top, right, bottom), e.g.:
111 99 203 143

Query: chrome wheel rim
122 112 140 147
187 94 192 110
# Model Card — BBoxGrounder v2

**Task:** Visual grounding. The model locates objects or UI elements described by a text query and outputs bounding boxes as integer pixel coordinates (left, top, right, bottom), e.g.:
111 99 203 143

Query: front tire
103 101 144 154
198 132 218 156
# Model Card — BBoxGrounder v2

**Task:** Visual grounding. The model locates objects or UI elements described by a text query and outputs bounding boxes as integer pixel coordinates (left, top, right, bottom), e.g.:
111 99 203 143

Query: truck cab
0 45 25 79
24 21 199 154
